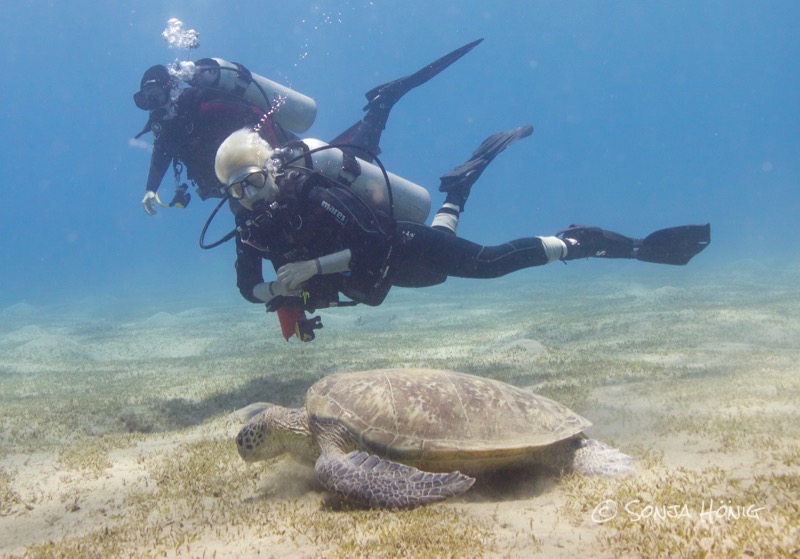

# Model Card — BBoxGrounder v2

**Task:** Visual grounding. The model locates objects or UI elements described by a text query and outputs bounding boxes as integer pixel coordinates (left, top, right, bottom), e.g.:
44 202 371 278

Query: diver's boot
438 125 533 211
432 125 533 234
330 39 484 161
558 224 711 265
431 125 533 234
557 225 637 261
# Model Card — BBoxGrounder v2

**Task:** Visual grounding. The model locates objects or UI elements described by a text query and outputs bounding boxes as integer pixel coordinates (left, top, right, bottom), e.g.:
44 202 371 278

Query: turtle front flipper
315 451 475 510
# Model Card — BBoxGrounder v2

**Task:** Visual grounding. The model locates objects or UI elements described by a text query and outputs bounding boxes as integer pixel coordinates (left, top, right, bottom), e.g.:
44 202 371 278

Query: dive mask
226 167 269 200
134 83 170 111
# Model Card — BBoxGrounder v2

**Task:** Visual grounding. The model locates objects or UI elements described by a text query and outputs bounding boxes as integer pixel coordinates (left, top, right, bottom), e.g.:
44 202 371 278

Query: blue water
1 1 798 307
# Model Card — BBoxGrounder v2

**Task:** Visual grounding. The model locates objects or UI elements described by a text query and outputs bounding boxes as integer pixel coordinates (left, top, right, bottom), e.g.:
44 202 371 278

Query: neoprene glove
276 261 318 290
141 191 158 216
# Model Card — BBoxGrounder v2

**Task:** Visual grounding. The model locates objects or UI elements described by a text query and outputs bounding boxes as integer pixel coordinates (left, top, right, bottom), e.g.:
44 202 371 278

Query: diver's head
216 129 279 211
133 65 173 111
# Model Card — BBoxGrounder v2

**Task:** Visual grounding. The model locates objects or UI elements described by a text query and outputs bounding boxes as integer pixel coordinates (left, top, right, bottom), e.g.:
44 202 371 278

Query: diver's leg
436 223 711 270
431 125 533 234
330 39 483 161
393 222 710 287
429 202 462 235
392 223 561 283
558 224 711 265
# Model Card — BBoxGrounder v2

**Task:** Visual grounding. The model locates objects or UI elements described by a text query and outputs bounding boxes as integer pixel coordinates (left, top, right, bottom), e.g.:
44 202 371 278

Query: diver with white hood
213 121 710 342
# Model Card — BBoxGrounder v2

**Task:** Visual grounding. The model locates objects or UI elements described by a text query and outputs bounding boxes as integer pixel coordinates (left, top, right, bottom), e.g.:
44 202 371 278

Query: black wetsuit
235 167 553 307
235 168 393 306
389 225 551 287
143 88 291 200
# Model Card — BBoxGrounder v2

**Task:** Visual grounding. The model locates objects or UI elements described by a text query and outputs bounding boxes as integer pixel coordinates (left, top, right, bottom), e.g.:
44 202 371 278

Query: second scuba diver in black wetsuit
214 126 711 341
133 40 483 217
134 64 287 214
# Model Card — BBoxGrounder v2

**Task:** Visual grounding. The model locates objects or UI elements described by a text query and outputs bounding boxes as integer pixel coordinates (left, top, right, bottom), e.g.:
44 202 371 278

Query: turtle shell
306 368 591 473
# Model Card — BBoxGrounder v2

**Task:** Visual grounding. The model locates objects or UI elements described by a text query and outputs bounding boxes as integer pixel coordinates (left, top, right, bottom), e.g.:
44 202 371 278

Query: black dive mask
134 83 170 111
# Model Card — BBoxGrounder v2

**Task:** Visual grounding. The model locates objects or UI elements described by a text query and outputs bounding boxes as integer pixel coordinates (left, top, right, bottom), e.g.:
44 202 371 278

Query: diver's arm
141 142 172 216
251 258 305 303
235 237 268 304
145 143 171 194
317 250 353 274
252 278 302 302
275 250 352 291
252 280 298 301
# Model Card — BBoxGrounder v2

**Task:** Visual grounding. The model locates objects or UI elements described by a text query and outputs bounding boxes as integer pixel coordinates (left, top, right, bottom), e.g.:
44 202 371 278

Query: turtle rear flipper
570 439 635 477
537 438 634 477
316 451 475 510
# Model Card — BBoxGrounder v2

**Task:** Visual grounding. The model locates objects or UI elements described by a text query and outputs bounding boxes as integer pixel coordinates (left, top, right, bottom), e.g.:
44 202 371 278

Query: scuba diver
213 127 711 342
133 40 483 216
133 63 280 214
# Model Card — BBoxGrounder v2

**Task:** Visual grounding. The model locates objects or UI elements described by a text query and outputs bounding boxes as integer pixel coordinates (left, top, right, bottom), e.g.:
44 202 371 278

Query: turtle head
236 406 315 463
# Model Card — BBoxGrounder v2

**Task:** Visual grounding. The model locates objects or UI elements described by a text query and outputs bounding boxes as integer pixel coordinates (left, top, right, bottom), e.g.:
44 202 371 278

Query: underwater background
1 0 798 307
2 2 800 557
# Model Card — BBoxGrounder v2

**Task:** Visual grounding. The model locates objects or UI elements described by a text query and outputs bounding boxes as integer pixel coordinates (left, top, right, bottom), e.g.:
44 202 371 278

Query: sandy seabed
0 259 798 558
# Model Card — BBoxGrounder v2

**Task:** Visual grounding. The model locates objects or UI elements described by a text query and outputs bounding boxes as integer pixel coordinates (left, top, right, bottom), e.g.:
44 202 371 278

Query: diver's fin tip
636 224 712 265
361 38 485 112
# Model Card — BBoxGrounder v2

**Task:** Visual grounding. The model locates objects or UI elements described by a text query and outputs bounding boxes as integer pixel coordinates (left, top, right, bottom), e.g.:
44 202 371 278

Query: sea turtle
236 368 634 509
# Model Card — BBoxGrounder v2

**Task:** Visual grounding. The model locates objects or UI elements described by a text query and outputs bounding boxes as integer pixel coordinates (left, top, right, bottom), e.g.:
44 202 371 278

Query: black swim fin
635 223 711 265
331 39 484 161
362 38 484 113
438 125 533 208
557 223 711 265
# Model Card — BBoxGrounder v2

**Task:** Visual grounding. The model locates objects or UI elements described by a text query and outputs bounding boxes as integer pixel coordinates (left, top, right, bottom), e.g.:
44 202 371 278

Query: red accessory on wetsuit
277 306 305 341
277 306 322 342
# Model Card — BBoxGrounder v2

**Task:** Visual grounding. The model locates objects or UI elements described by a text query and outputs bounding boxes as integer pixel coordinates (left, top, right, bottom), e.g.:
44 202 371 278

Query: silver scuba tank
189 57 317 133
284 139 431 224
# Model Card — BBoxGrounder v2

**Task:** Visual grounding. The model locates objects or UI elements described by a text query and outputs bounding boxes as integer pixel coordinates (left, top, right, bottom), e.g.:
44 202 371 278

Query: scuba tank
281 138 431 224
189 57 317 134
